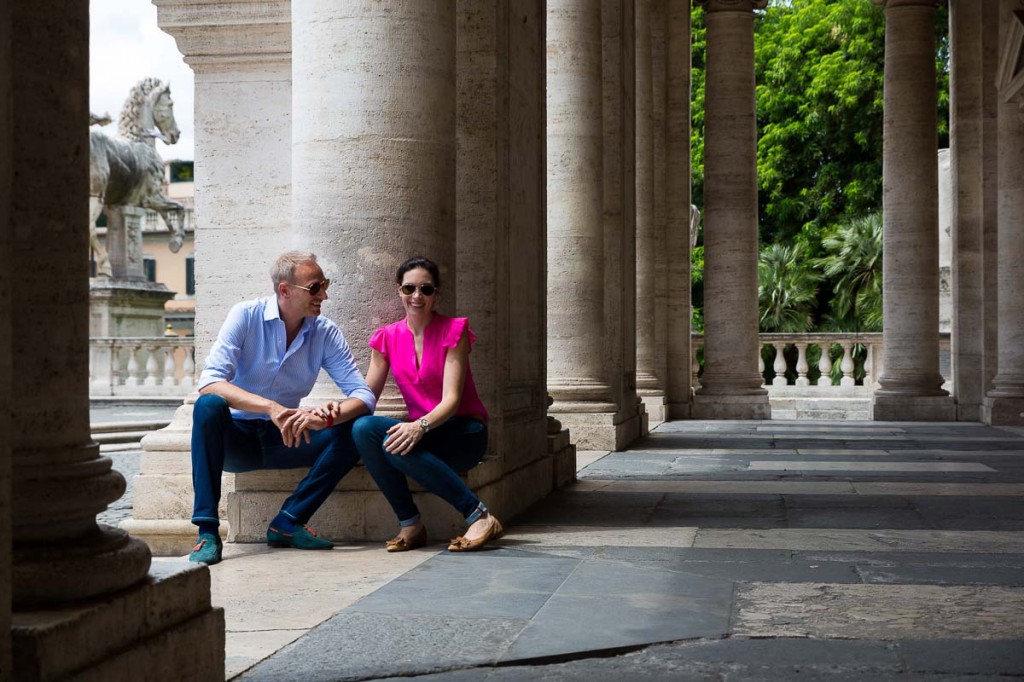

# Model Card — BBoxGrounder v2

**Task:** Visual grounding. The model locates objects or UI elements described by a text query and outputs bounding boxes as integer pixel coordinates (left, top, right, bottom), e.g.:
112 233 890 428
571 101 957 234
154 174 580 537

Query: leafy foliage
758 242 822 332
816 212 884 331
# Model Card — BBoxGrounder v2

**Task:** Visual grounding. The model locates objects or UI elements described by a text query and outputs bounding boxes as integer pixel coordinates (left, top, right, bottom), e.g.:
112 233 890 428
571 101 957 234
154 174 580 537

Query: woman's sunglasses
400 283 437 297
289 279 331 295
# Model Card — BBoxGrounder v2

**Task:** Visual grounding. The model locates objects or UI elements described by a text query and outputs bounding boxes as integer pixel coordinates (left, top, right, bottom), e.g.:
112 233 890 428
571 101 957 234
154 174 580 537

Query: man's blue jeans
191 393 360 527
351 415 488 526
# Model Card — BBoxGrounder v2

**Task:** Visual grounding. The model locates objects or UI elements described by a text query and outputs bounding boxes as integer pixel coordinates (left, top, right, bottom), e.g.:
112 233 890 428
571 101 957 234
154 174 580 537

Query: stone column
293 0 456 383
8 2 222 678
1 0 12 672
981 0 1000 397
602 0 644 448
946 0 995 419
665 0 693 419
548 0 620 449
635 0 666 422
691 0 769 420
127 0 296 552
983 0 1024 425
872 0 956 420
949 0 990 420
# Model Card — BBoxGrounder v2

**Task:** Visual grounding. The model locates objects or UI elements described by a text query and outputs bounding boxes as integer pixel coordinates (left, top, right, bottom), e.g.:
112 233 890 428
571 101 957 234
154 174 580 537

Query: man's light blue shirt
198 296 376 420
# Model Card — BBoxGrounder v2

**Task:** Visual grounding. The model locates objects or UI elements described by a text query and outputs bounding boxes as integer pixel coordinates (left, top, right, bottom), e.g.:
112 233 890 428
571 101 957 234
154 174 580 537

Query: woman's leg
351 415 422 526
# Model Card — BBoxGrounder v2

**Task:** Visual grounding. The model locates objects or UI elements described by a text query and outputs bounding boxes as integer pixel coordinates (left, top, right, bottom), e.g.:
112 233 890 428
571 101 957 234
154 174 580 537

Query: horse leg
89 196 111 277
145 195 187 253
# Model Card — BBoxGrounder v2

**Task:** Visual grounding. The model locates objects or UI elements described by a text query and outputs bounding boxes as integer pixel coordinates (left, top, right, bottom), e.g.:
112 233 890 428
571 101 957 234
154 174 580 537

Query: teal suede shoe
266 524 334 550
188 532 223 565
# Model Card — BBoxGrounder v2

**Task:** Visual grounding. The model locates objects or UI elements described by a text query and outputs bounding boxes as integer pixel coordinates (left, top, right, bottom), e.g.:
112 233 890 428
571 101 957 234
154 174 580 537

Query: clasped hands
270 404 330 447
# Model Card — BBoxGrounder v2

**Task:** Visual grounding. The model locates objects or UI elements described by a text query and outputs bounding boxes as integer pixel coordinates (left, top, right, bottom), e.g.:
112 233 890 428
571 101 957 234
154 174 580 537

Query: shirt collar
263 296 282 322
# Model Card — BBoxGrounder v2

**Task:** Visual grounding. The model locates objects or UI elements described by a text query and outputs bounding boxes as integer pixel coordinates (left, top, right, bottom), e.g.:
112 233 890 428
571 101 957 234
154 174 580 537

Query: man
189 251 375 565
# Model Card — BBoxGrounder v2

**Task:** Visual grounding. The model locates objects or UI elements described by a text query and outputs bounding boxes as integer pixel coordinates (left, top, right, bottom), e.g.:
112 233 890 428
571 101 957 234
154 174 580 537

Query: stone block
12 561 223 681
982 396 1024 426
120 519 223 557
873 394 957 421
554 411 641 451
691 394 772 420
640 393 667 424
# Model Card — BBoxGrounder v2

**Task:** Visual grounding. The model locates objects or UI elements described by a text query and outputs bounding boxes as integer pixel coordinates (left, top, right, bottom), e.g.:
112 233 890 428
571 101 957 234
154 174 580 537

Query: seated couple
189 251 499 565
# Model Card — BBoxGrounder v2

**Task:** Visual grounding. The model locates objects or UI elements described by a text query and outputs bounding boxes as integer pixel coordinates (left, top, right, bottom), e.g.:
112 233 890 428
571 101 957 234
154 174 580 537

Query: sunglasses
288 279 331 296
400 283 437 297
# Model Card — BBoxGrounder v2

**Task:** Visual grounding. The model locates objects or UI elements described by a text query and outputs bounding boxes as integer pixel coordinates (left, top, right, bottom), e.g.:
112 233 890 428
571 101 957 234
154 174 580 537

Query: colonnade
6 0 1024 676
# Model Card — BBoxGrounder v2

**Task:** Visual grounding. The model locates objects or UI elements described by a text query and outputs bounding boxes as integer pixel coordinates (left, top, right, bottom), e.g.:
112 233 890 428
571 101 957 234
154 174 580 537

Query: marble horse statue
89 77 184 278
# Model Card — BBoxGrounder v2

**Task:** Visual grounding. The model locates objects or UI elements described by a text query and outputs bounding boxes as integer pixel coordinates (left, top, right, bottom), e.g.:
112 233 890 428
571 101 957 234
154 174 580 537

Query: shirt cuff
197 372 228 392
348 388 377 414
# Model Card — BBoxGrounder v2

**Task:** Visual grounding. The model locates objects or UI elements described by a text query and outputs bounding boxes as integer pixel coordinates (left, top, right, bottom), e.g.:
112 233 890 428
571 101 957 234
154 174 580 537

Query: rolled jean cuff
399 513 422 528
191 516 220 526
464 502 488 525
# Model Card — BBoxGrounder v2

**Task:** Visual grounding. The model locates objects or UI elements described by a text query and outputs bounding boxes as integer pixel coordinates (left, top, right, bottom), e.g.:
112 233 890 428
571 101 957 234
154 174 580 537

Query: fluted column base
873 393 956 421
13 561 224 682
548 410 642 452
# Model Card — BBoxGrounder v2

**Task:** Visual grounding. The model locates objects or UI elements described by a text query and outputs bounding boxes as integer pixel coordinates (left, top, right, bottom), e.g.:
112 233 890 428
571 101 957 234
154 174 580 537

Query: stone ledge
873 394 956 422
12 560 221 681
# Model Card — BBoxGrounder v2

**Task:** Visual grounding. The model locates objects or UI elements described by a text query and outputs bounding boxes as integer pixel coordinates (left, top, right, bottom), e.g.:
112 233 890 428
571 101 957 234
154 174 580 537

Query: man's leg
189 393 261 562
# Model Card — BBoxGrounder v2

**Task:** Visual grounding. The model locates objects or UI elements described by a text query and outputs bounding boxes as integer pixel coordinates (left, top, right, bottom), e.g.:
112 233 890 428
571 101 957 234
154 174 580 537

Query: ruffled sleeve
442 317 476 351
368 326 389 360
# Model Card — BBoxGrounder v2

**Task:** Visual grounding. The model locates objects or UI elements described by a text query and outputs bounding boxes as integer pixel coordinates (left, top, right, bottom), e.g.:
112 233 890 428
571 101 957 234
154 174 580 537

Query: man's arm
321 324 377 415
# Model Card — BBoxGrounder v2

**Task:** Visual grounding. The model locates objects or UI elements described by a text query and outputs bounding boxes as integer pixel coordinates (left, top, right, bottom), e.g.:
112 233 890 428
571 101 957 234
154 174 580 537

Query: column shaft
1 0 12 669
635 0 660 395
547 0 612 405
949 0 986 420
873 0 955 420
665 0 693 418
10 0 151 606
293 1 456 379
692 0 769 419
983 0 1024 424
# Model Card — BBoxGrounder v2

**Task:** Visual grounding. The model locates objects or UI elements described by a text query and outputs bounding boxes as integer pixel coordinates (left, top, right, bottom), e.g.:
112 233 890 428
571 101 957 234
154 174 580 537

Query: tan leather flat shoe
385 525 428 552
447 514 503 552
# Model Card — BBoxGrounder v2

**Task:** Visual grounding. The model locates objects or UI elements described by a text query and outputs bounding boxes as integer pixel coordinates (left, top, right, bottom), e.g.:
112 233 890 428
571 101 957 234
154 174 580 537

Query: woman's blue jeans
191 393 360 527
352 415 488 526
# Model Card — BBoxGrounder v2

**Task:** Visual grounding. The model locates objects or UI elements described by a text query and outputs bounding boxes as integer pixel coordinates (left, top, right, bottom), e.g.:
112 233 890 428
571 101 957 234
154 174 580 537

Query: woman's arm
365 348 391 401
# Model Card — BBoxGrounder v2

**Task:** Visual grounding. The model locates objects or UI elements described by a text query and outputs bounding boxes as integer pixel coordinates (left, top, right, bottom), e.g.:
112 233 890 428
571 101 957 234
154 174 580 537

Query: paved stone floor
151 420 1024 680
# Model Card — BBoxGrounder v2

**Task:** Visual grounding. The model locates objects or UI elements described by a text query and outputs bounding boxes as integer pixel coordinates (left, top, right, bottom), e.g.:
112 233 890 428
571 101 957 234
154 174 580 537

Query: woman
347 256 501 552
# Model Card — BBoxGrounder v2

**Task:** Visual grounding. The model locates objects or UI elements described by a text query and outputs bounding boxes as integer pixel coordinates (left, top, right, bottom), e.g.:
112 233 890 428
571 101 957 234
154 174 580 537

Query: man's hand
384 421 426 456
315 400 342 421
279 409 328 447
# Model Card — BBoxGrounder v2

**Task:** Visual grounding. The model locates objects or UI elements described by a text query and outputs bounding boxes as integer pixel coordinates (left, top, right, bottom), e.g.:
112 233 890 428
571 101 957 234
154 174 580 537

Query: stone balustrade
691 333 952 391
89 336 195 397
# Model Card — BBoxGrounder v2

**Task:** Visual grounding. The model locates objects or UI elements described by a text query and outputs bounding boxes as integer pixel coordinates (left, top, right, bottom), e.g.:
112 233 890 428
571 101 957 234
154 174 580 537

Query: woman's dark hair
396 256 441 288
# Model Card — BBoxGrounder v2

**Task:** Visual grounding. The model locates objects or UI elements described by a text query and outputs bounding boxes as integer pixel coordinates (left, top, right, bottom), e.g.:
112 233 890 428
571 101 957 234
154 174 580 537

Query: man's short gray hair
271 251 318 291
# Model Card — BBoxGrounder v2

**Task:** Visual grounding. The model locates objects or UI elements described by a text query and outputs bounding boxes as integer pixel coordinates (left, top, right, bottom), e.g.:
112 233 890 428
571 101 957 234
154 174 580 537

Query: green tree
816 211 884 331
758 242 822 332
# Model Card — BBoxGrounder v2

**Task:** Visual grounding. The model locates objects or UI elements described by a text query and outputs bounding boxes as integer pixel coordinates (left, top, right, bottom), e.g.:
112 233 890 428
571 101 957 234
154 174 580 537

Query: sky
89 0 195 160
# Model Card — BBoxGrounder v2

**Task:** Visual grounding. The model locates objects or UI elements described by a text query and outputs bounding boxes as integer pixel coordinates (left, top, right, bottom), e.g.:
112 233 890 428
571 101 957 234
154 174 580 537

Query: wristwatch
418 418 430 433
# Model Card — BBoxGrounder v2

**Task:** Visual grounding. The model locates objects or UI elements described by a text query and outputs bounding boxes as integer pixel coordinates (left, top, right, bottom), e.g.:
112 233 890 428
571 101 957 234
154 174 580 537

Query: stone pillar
8 1 222 678
949 0 988 420
635 0 666 422
548 0 620 450
126 0 295 552
872 0 956 421
293 0 456 379
983 0 1024 425
1 0 12 673
665 0 693 419
456 0 566 500
691 0 769 420
981 0 1000 397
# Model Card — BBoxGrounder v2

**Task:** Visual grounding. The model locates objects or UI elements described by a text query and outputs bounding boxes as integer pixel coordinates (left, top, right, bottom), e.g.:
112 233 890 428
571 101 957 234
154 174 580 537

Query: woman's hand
315 401 342 420
384 420 426 456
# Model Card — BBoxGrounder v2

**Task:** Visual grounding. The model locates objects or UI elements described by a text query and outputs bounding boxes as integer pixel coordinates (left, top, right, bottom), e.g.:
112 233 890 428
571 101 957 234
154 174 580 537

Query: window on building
186 254 195 295
169 160 194 183
144 255 157 283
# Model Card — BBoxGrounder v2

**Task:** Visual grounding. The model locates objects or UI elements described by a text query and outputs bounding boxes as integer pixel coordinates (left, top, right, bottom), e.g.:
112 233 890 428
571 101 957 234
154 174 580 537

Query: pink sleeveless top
369 314 489 422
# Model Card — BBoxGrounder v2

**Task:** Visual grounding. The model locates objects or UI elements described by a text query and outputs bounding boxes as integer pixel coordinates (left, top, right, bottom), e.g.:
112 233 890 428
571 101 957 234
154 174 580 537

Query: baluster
125 345 143 386
114 343 129 386
758 345 765 386
772 342 787 386
795 343 810 386
163 345 178 386
840 341 856 386
817 343 833 386
144 345 160 386
181 345 196 389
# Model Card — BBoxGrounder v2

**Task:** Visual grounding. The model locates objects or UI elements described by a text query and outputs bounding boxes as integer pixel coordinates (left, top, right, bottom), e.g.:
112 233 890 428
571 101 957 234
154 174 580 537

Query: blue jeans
191 393 360 527
352 415 488 526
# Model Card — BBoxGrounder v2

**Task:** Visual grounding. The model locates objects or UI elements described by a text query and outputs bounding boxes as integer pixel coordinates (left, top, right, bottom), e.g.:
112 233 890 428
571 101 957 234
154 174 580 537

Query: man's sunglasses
400 283 437 297
288 279 331 295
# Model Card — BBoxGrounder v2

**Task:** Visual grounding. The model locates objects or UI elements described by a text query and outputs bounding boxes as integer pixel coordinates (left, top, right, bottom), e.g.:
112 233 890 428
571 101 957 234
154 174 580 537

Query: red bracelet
325 414 334 428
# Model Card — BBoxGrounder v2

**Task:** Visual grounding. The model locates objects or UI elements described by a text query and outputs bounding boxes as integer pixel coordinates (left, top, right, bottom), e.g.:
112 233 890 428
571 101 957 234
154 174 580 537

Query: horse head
147 82 180 145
